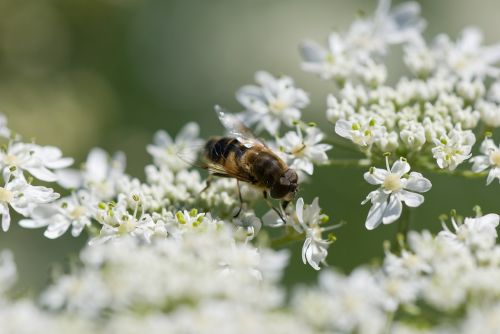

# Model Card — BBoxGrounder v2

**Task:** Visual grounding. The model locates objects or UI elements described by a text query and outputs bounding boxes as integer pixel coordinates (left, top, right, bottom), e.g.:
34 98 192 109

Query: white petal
299 40 327 62
365 198 388 230
334 120 353 140
486 168 500 185
391 159 411 175
26 166 58 182
382 195 402 225
301 238 312 265
405 172 432 192
86 148 108 182
19 219 48 228
56 169 83 189
295 198 305 224
176 122 199 142
399 190 424 207
364 168 389 185
470 155 490 172
44 218 70 239
1 207 10 232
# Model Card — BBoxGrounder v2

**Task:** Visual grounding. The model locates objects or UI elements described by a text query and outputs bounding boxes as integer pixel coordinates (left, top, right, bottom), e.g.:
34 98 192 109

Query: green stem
394 208 412 254
270 230 305 248
325 158 371 168
324 136 362 153
384 311 395 334
421 166 487 179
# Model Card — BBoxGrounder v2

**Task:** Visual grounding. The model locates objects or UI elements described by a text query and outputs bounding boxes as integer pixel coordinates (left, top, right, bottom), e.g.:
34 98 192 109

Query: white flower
295 198 333 270
147 122 203 172
299 0 424 83
299 33 355 82
233 210 262 242
326 94 355 123
477 100 500 128
57 148 126 201
335 117 382 147
471 138 500 185
403 37 436 76
438 213 499 250
399 120 426 150
432 127 475 170
362 158 431 230
346 0 425 53
90 198 156 245
435 27 500 79
277 127 332 175
236 71 309 135
19 190 96 239
0 142 72 183
0 176 59 231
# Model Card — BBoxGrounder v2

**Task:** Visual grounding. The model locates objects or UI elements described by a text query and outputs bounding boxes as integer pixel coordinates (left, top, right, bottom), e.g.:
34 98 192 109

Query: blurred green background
1 0 500 292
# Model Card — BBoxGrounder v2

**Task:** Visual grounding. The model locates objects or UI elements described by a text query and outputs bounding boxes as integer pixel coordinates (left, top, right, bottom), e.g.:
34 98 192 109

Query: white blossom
471 138 500 185
362 158 431 230
439 213 499 250
277 126 331 175
236 71 309 135
147 122 203 172
0 175 59 231
57 148 126 201
296 197 333 270
434 27 500 79
0 142 72 183
432 126 475 170
19 190 96 239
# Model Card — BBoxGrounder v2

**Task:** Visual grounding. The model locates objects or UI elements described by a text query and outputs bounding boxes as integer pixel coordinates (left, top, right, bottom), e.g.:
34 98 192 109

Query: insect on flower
201 106 299 222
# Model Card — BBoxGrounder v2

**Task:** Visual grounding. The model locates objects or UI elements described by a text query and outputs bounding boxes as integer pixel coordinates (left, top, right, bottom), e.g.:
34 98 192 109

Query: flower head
471 138 500 185
147 123 203 172
0 175 59 231
362 157 431 230
236 71 309 135
439 213 500 250
278 126 332 175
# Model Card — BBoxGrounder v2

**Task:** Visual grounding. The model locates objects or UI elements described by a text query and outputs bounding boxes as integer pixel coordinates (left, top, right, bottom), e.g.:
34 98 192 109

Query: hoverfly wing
174 142 208 170
214 105 265 148
176 140 256 184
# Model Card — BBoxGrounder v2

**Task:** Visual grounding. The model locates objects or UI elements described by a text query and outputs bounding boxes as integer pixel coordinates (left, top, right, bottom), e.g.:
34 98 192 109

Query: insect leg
233 180 244 218
201 175 213 193
263 191 287 224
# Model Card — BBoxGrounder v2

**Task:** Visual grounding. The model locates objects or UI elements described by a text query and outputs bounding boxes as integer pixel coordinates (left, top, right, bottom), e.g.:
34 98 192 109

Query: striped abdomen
204 137 249 164
203 137 288 190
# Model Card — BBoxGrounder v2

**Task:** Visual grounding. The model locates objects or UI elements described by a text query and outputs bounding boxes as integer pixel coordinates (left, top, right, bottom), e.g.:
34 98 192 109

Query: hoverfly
201 106 299 221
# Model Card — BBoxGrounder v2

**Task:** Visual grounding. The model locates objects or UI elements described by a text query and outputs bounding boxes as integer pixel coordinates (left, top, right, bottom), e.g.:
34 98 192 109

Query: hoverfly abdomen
204 137 249 163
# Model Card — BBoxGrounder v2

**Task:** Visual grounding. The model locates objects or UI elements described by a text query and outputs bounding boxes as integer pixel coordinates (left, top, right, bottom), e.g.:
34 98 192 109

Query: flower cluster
0 118 70 232
6 111 333 269
294 211 500 333
3 209 500 333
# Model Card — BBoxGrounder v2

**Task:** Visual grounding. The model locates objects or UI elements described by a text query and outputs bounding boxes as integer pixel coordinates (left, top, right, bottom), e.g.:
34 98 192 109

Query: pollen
383 173 403 192
0 187 13 203
490 150 500 167
3 154 19 166
69 206 86 220
269 100 288 113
